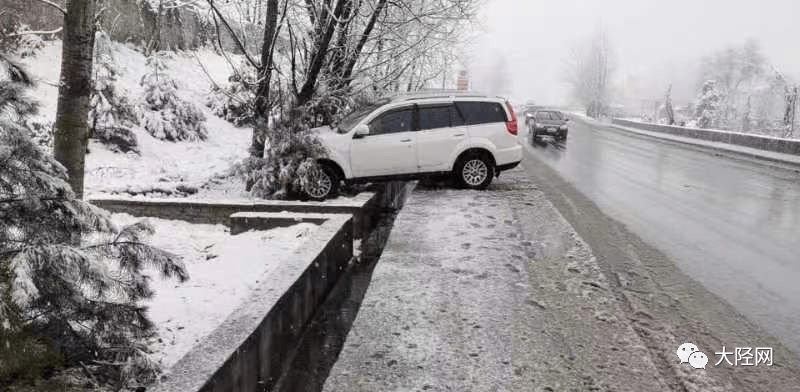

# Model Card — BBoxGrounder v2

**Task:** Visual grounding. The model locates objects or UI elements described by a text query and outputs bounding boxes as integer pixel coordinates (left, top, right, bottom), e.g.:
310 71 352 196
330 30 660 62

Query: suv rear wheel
454 153 494 190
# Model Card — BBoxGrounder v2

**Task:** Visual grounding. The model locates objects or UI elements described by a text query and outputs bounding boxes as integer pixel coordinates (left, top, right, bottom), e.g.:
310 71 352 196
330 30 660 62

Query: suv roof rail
382 90 491 102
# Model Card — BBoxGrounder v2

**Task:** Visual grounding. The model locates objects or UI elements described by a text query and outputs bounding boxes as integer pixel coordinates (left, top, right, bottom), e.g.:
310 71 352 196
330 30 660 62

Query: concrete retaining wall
612 118 800 155
92 182 413 392
90 192 377 238
152 214 354 392
90 182 414 239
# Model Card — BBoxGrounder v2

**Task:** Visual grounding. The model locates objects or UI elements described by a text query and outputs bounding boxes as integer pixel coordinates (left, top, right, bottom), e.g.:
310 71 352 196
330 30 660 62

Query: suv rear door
350 105 417 177
456 100 516 151
416 103 467 172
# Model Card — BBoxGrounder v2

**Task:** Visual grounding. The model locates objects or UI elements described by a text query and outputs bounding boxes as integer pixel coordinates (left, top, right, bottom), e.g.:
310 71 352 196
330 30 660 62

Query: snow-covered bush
91 33 139 128
139 52 207 141
236 108 327 199
90 32 141 153
206 64 257 127
303 88 356 128
93 126 140 154
0 58 187 388
695 80 724 129
0 18 44 58
15 33 44 58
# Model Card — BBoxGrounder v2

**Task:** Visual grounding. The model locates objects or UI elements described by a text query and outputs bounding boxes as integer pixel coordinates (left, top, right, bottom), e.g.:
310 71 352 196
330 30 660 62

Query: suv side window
455 101 506 125
369 107 413 135
450 104 466 127
418 106 451 131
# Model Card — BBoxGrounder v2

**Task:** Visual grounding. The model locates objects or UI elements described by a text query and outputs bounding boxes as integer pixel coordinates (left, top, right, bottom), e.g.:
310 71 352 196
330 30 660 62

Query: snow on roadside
18 41 252 197
111 213 318 368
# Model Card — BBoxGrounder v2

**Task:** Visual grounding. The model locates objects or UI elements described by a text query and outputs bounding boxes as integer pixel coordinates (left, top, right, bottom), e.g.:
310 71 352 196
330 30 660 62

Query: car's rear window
536 111 562 120
455 101 507 125
418 104 466 130
418 106 451 130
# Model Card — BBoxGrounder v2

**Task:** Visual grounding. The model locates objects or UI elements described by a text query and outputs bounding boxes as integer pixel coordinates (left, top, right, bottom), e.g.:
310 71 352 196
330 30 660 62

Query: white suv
305 92 523 199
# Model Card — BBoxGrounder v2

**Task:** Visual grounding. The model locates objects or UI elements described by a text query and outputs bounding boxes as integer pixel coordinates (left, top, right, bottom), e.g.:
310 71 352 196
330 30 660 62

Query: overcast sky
466 0 800 107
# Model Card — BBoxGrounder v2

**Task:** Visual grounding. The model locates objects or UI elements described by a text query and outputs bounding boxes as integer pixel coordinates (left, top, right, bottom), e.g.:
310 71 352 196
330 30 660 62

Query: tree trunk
328 0 354 87
53 0 96 199
249 0 280 159
665 84 675 125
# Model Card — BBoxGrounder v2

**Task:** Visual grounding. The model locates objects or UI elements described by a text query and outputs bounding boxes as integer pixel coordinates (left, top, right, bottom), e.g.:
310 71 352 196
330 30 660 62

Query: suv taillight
505 101 518 135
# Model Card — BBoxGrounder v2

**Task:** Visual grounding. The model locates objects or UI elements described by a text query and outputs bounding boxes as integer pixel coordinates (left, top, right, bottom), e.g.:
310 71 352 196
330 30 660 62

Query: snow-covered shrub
18 34 43 57
695 80 724 129
303 88 356 128
93 126 140 154
0 19 44 58
15 34 44 58
0 58 187 388
236 108 327 199
206 64 257 127
91 32 139 132
139 52 207 142
89 33 141 154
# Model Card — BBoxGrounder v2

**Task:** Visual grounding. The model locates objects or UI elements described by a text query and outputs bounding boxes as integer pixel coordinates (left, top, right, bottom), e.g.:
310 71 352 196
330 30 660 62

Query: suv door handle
400 138 412 142
453 133 464 137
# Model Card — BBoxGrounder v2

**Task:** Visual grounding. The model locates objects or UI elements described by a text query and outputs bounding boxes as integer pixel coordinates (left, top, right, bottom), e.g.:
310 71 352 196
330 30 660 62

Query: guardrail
612 118 800 156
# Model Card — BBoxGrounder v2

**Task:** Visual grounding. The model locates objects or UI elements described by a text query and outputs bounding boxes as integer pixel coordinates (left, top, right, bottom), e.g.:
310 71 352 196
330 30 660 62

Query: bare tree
564 26 614 118
774 68 798 138
664 84 675 125
53 0 96 199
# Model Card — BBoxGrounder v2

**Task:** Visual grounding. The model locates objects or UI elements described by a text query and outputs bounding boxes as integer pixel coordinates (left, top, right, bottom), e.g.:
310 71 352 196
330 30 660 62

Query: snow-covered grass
19 41 252 197
111 213 318 368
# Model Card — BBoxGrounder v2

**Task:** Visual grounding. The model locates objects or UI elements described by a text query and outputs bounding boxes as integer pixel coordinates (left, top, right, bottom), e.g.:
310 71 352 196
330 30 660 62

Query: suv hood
311 125 340 142
311 125 336 134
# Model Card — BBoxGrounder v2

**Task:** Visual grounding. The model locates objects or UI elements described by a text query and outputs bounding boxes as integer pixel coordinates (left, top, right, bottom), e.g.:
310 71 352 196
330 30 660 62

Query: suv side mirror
353 124 370 138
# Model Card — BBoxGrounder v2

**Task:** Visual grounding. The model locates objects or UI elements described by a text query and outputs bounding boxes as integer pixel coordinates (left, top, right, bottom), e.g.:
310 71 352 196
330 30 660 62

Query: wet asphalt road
522 117 800 354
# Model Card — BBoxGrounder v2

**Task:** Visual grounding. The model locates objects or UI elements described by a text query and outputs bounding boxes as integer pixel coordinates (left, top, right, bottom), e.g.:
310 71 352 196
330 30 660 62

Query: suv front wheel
304 164 340 200
454 153 494 190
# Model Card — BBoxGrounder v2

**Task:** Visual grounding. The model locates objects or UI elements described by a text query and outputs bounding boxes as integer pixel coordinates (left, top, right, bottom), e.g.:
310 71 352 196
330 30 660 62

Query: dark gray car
527 109 568 142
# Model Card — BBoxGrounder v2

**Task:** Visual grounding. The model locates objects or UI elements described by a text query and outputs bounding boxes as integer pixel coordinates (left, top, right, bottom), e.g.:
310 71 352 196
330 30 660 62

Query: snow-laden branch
206 0 260 70
32 0 66 14
7 27 63 37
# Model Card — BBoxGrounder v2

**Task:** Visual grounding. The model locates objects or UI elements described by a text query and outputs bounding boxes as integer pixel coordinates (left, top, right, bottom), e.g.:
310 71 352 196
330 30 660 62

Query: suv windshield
336 100 390 133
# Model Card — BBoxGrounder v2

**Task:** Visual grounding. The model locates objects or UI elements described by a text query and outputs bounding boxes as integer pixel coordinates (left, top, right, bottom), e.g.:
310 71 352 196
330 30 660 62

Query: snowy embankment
20 41 251 198
112 213 318 368
19 41 326 370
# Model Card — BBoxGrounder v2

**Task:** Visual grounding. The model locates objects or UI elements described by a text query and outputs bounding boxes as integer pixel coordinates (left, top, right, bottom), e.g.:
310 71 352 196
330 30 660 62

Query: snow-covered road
320 167 800 391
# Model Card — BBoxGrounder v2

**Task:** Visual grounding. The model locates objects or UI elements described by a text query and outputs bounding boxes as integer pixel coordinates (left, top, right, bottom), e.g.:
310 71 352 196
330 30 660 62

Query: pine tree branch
0 195 72 206
81 240 151 251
